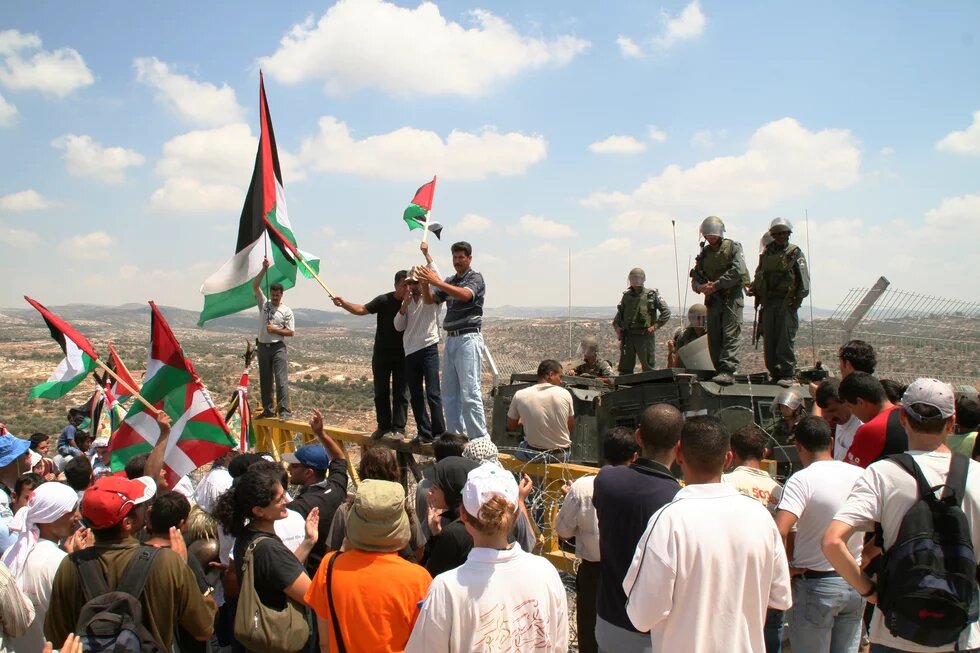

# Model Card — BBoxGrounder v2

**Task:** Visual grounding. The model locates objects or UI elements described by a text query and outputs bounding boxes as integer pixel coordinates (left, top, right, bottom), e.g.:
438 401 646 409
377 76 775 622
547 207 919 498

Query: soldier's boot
711 372 735 385
776 377 797 388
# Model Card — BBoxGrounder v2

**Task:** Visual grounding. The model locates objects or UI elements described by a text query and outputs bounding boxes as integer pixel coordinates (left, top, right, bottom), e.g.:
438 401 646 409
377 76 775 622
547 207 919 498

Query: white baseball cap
462 462 519 517
902 378 956 421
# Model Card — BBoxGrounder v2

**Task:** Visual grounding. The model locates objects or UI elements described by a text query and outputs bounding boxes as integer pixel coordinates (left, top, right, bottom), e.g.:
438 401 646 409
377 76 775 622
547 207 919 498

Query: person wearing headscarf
422 457 478 577
1 481 85 652
461 439 537 552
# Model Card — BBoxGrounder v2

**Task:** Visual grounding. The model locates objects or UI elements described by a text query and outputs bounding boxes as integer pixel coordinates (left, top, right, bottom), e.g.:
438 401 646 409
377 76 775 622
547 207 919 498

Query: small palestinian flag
403 176 442 239
25 296 99 400
107 342 140 402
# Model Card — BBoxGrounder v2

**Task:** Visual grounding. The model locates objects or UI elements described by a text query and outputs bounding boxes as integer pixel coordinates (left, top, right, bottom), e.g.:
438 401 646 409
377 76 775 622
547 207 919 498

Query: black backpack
73 545 165 653
877 453 980 647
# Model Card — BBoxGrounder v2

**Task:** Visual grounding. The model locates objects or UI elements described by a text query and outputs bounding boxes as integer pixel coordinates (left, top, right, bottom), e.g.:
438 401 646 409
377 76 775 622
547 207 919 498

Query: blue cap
0 434 31 467
282 444 331 471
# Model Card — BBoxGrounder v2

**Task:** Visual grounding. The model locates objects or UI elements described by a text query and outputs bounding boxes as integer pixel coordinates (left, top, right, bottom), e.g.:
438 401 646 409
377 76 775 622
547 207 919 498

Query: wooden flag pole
296 256 336 299
93 358 157 414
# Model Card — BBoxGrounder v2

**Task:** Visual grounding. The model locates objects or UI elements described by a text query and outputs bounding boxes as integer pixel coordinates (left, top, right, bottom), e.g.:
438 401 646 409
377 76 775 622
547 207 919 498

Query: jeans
442 332 489 439
870 647 979 653
257 341 290 415
372 350 409 431
765 608 785 653
514 440 572 463
405 343 445 439
789 576 863 653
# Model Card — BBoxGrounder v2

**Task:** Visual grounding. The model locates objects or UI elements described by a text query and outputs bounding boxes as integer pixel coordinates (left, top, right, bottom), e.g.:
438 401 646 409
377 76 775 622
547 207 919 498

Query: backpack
73 545 165 653
876 453 980 647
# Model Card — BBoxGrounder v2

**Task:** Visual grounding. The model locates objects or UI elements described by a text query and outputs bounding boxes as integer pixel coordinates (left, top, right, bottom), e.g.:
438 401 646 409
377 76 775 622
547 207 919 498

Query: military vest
759 244 800 299
699 239 750 286
623 289 655 330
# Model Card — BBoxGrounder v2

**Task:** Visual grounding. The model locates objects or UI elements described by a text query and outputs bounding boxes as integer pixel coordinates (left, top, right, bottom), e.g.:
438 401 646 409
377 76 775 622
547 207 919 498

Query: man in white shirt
723 424 783 511
824 378 980 653
252 257 296 420
507 360 574 462
556 427 638 653
814 378 864 460
194 450 236 514
624 416 792 653
394 241 446 444
775 416 865 653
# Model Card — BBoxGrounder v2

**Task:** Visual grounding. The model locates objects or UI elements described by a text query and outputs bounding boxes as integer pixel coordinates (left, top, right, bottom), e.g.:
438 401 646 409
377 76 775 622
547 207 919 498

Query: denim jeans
789 576 863 653
870 646 979 653
442 332 489 439
514 440 572 463
405 343 445 439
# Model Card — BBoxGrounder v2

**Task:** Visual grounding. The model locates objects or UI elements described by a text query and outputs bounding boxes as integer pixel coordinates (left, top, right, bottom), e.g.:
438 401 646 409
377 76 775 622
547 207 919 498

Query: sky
1 0 979 318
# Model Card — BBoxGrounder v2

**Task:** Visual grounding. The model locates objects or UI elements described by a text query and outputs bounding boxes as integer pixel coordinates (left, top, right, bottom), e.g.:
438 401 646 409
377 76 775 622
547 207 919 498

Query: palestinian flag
403 176 442 239
25 296 100 400
225 372 256 453
124 302 194 423
107 342 140 402
198 72 320 326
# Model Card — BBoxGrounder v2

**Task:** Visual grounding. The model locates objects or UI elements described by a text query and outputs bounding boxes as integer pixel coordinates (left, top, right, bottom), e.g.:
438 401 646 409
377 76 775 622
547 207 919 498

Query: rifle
752 299 761 349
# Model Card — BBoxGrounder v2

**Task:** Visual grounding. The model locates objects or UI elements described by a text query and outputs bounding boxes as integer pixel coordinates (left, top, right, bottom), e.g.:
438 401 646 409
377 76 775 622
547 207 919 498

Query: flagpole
296 256 336 298
93 358 157 414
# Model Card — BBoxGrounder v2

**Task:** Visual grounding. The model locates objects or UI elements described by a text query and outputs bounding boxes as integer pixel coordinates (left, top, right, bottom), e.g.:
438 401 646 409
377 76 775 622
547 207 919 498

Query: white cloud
505 214 576 239
299 116 547 181
618 1 706 57
51 134 145 183
588 135 647 155
0 220 39 247
583 118 862 227
58 231 115 260
0 92 17 126
0 29 94 97
648 125 667 143
936 110 980 155
133 57 245 127
259 0 589 98
458 213 491 231
879 146 895 156
923 193 980 235
150 122 304 213
0 189 56 212
690 128 725 148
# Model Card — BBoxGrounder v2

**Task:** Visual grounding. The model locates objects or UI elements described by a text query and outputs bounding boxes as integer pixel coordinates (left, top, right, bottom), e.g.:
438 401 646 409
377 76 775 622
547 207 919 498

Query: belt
797 569 839 580
257 341 284 346
446 327 480 336
527 443 570 454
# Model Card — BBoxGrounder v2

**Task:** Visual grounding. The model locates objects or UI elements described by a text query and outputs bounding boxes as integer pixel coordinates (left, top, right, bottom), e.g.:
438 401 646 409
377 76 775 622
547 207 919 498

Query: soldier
749 218 810 388
666 304 708 368
691 216 750 385
567 336 614 378
770 387 806 445
613 268 671 374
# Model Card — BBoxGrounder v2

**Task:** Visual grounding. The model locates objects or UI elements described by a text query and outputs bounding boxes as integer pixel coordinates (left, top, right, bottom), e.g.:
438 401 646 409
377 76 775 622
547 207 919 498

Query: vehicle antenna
671 220 683 326
805 209 816 364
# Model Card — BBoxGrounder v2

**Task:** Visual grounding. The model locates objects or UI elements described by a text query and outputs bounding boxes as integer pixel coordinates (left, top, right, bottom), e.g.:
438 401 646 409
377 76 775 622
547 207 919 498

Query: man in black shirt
284 409 348 576
333 271 411 438
592 403 683 653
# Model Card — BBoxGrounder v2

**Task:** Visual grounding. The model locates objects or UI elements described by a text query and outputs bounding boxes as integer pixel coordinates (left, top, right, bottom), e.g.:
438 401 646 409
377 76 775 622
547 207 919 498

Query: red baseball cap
81 475 157 529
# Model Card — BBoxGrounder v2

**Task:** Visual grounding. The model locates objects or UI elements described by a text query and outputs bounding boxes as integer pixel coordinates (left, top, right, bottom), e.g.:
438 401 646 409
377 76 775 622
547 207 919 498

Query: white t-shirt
623 483 792 653
11 539 66 653
257 299 294 344
393 264 444 356
406 544 568 653
507 383 574 450
194 466 233 514
555 475 600 562
833 450 980 652
833 414 863 460
722 466 783 513
776 459 864 571
173 475 195 500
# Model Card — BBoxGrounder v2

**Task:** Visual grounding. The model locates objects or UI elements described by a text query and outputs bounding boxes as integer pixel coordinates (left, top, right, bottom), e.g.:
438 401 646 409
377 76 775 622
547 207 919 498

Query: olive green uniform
753 242 810 381
613 287 671 373
671 326 702 351
691 238 749 374
573 358 614 377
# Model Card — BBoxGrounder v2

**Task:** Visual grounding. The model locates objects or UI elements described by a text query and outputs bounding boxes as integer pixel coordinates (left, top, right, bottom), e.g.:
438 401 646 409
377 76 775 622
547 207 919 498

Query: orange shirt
305 549 431 653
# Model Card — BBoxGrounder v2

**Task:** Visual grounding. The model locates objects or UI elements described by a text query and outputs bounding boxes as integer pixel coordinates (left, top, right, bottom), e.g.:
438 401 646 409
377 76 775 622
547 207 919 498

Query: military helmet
580 335 599 352
769 217 793 235
688 303 707 329
700 216 726 238
628 267 646 279
772 388 804 414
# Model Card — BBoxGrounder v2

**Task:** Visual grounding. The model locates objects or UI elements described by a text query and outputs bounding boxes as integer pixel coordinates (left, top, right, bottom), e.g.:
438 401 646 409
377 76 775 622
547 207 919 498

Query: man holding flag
253 258 295 420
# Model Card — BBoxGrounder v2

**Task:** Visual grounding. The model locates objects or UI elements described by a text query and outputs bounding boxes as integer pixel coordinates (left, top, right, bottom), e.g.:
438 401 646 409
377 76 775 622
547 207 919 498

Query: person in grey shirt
252 258 295 419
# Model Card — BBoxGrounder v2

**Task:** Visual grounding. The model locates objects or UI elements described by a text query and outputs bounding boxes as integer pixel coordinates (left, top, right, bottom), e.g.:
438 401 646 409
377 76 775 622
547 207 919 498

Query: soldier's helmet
772 388 805 415
769 217 794 235
628 267 646 283
700 216 725 238
688 303 707 329
580 335 599 354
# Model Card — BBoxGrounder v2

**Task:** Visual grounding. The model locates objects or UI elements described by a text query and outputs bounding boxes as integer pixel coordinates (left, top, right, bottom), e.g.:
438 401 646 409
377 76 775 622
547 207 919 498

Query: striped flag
25 296 100 400
403 176 442 239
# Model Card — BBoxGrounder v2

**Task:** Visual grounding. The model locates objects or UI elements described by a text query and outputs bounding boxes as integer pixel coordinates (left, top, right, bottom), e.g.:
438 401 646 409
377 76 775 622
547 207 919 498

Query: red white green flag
107 341 140 403
403 176 442 239
25 296 100 400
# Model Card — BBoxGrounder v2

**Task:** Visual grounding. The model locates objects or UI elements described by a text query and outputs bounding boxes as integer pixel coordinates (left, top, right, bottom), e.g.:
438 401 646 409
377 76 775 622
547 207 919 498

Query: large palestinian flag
198 72 320 326
403 176 442 239
25 296 99 400
111 302 236 487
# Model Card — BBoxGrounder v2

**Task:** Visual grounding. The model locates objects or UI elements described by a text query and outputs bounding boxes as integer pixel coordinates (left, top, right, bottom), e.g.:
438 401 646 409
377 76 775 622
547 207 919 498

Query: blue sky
1 0 978 317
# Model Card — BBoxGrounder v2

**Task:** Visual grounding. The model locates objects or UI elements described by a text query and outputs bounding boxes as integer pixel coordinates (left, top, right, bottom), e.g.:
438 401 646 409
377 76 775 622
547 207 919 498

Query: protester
55 410 86 458
284 408 348 575
422 456 479 577
45 475 215 650
593 404 683 653
838 339 876 376
307 480 432 653
89 436 111 477
12 472 43 513
774 416 864 653
62 455 93 500
0 561 34 653
880 379 907 405
0 433 33 529
253 257 296 420
949 396 979 457
824 378 980 652
416 432 468 544
723 424 783 510
333 271 412 439
840 371 905 467
814 378 864 460
508 359 575 462
29 434 55 480
417 241 489 440
1 481 84 653
407 463 568 652
624 416 792 653
193 449 236 514
556 426 638 653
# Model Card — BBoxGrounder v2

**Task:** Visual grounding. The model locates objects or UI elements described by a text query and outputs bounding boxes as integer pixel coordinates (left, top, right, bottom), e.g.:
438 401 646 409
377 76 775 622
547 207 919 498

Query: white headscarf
0 482 78 587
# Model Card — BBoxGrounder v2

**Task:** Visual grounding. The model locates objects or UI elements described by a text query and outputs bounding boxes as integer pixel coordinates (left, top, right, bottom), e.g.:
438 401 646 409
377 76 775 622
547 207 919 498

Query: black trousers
373 350 409 431
577 560 600 653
